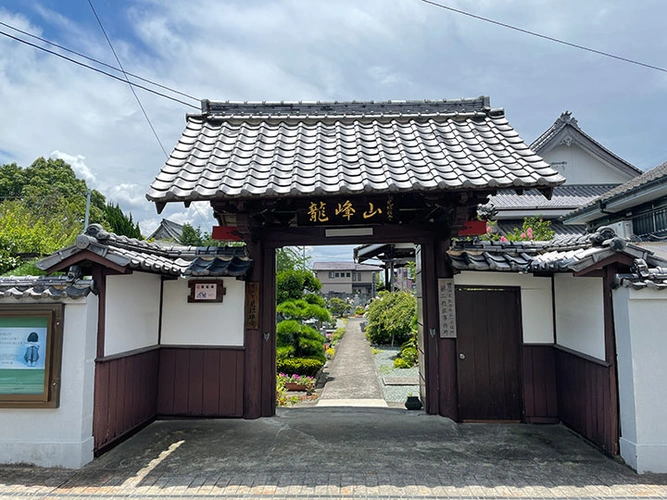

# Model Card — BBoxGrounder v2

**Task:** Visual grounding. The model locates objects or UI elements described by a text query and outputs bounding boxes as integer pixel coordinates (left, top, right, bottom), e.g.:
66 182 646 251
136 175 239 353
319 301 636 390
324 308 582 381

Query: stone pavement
1 407 667 499
318 318 387 407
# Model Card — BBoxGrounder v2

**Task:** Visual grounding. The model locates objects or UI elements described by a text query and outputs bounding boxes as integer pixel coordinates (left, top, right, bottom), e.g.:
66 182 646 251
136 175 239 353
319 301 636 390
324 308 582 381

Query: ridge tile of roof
147 97 564 205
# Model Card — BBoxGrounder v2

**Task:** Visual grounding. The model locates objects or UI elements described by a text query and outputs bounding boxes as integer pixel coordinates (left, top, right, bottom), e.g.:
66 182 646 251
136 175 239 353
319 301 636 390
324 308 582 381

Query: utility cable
0 20 199 103
419 0 667 74
86 0 168 156
0 29 199 109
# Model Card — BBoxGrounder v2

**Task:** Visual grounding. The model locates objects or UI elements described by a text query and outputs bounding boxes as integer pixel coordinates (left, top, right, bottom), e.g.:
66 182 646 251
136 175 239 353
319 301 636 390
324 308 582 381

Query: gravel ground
372 345 421 406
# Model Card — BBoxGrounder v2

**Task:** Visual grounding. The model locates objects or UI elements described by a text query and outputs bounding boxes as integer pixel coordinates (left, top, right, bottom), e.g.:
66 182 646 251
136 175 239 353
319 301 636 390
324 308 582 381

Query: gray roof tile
615 259 667 290
0 276 94 300
147 98 564 204
448 227 667 273
565 162 667 221
486 184 618 211
37 224 252 279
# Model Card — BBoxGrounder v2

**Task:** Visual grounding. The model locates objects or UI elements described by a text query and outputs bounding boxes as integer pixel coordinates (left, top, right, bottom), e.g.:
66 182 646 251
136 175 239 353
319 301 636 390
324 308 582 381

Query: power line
419 0 667 74
0 29 199 109
86 0 169 157
0 20 199 103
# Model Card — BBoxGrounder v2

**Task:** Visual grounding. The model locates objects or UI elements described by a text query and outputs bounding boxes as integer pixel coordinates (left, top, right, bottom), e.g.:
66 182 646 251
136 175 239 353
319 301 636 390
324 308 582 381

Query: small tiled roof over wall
615 259 667 290
448 227 667 274
37 224 253 278
0 275 95 301
146 97 564 210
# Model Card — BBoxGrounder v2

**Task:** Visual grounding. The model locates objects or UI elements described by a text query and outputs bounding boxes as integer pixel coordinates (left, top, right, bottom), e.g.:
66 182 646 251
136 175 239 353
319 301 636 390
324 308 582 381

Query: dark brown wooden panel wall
157 347 244 417
555 348 617 454
522 345 558 423
93 348 159 453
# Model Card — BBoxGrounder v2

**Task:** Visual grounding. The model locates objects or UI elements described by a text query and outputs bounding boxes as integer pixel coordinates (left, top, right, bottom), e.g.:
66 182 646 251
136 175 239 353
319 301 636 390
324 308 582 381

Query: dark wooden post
603 265 620 454
419 238 440 415
243 238 264 419
436 236 459 420
260 244 276 417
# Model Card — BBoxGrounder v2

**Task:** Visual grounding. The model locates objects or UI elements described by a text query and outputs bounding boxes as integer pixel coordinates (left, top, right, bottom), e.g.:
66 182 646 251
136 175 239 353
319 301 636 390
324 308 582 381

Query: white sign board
438 278 457 338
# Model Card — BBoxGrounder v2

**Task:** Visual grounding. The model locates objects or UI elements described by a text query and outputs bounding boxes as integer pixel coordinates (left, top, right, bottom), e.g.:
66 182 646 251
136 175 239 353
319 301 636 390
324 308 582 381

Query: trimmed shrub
277 357 325 377
365 291 417 345
400 347 418 366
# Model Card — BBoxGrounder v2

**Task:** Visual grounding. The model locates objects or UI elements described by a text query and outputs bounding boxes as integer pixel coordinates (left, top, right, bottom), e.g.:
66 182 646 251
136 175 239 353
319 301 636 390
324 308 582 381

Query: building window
358 272 362 281
335 272 340 278
346 272 350 277
329 272 334 279
352 273 356 282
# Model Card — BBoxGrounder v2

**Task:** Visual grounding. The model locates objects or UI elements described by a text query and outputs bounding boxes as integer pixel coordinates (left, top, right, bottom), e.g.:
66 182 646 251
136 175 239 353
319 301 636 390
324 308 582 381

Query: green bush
276 346 294 360
365 291 417 345
400 347 418 366
277 357 325 377
393 358 411 369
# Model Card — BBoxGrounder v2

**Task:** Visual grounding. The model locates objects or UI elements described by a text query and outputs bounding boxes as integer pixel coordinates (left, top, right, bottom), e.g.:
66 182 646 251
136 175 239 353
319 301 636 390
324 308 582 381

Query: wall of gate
0 298 98 468
454 271 557 422
614 286 667 473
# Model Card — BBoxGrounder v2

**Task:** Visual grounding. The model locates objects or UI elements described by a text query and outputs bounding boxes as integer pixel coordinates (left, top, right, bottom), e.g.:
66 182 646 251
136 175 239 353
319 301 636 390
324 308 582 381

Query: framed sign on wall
187 280 226 303
0 304 64 408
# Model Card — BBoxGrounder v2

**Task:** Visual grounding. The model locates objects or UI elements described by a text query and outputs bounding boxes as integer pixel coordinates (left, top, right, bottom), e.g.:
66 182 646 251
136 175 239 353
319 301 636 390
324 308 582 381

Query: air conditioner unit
607 220 633 239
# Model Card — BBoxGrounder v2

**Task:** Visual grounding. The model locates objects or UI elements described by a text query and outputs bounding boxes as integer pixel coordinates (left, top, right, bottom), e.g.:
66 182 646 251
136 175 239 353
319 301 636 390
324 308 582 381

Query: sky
1 0 666 263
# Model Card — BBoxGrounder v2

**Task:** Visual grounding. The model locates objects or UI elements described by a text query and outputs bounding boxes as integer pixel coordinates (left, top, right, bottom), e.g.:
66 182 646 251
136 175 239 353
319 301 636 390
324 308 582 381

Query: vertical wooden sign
438 278 457 338
245 282 260 329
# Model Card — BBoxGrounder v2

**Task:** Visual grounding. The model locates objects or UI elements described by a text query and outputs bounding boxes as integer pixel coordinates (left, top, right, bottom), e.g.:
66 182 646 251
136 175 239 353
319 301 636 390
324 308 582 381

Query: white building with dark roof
485 111 642 236
312 261 381 297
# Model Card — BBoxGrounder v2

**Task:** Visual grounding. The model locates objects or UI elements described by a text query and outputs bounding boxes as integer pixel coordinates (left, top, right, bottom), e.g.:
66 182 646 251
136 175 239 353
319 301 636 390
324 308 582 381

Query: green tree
328 297 351 318
104 203 142 239
365 290 417 345
178 223 206 246
276 269 322 304
0 157 143 274
276 247 310 272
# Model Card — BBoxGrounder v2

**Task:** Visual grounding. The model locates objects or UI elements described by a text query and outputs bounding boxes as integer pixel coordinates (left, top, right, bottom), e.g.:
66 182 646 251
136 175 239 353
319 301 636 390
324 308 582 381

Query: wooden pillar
243 239 264 419
260 244 276 417
435 237 458 420
603 265 620 454
420 239 440 415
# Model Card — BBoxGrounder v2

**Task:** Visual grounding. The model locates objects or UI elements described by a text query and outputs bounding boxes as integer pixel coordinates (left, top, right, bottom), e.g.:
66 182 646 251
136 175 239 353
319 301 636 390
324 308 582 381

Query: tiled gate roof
146 97 564 209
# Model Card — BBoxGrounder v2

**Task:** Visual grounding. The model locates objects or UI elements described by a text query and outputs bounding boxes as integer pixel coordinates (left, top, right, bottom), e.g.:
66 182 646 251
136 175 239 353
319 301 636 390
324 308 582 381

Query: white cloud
50 151 96 184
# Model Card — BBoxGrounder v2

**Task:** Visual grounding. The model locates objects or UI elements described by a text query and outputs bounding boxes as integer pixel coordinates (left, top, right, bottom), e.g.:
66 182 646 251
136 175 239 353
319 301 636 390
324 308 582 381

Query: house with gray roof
312 261 381 299
146 218 184 242
484 111 642 237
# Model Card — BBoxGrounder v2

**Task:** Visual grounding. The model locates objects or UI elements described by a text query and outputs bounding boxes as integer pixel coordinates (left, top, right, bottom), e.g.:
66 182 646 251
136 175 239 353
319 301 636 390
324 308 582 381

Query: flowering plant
277 372 316 392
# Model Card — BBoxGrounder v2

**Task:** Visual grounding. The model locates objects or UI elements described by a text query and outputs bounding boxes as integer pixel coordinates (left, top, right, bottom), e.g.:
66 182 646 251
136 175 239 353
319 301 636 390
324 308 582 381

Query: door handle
459 353 466 360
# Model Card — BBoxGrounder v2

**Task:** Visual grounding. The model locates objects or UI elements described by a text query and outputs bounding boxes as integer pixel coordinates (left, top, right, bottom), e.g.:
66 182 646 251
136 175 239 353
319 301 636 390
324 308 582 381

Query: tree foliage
483 216 555 242
275 268 329 370
327 297 351 318
276 269 322 304
276 247 310 272
0 158 142 274
104 203 141 239
365 290 417 345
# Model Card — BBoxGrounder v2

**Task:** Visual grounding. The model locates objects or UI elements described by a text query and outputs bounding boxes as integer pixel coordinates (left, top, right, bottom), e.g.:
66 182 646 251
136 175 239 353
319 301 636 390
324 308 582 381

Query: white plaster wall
553 274 605 360
614 287 667 473
105 272 161 356
0 297 98 468
542 144 634 184
453 272 553 344
161 278 245 346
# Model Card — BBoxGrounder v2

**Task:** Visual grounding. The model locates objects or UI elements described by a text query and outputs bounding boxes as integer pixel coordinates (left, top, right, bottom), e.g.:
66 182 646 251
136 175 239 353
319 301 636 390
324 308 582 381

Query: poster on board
0 317 48 395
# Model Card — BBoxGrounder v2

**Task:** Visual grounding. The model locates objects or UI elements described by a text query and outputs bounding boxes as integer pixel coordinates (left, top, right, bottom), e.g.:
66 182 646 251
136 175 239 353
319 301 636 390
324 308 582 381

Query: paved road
318 318 386 406
1 409 666 499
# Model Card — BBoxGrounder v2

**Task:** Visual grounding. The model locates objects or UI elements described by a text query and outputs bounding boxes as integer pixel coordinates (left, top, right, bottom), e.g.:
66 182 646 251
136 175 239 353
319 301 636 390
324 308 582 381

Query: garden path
317 318 387 407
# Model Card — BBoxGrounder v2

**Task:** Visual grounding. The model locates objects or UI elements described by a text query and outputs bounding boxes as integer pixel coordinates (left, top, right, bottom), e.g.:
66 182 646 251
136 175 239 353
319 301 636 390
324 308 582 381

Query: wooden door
455 286 522 421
